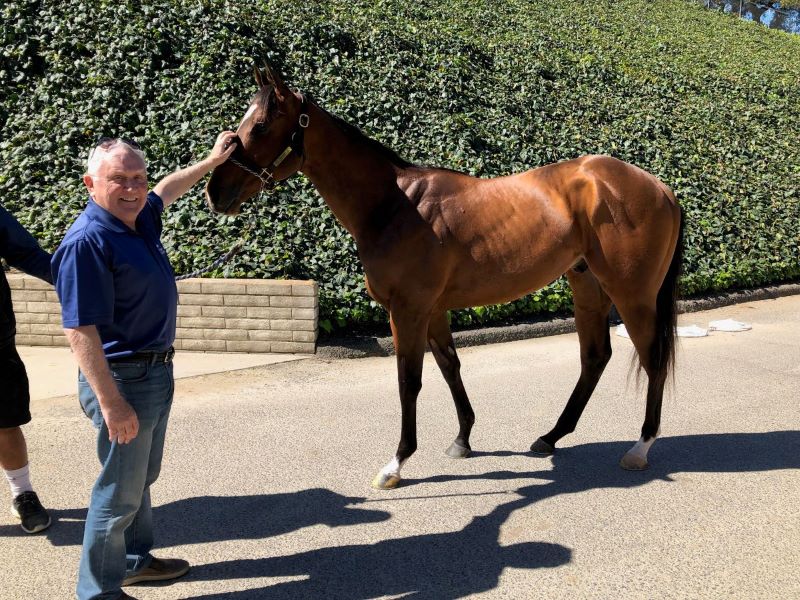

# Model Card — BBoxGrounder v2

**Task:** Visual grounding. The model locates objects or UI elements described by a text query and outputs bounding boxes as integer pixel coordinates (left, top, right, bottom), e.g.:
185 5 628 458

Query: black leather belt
108 347 175 365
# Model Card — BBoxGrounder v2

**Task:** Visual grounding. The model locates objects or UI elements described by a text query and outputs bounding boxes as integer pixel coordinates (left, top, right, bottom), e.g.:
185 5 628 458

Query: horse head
206 63 309 214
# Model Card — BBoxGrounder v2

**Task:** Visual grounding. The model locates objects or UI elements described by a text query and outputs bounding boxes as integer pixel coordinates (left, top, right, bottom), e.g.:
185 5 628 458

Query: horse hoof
371 472 401 490
620 453 649 471
445 442 471 459
530 438 555 455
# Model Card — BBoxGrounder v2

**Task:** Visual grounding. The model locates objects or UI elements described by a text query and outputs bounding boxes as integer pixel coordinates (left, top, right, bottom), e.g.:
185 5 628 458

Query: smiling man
52 133 235 600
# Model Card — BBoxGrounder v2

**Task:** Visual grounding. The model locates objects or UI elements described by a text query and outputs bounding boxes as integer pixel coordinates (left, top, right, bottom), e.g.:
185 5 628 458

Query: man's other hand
103 397 139 444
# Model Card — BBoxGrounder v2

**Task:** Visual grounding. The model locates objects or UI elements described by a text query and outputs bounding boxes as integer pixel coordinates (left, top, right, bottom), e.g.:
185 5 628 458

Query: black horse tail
650 206 684 384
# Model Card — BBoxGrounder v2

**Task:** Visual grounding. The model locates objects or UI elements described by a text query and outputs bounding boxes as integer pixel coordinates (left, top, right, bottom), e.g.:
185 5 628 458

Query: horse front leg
428 312 475 458
372 310 428 490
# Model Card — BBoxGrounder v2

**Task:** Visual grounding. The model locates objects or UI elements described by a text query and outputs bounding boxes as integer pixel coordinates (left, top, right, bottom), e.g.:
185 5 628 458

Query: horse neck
299 103 405 240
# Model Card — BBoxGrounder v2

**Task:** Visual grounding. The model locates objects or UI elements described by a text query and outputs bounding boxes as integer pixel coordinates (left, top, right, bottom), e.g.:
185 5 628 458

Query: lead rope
174 209 259 281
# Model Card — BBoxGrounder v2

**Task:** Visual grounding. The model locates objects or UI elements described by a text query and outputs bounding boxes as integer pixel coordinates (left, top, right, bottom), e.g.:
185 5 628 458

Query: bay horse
206 65 683 489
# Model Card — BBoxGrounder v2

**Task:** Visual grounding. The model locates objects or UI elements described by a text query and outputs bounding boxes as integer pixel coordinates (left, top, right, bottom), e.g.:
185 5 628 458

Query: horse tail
650 205 684 384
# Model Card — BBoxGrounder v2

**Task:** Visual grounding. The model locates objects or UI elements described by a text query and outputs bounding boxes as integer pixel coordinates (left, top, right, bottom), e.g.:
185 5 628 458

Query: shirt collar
85 198 138 234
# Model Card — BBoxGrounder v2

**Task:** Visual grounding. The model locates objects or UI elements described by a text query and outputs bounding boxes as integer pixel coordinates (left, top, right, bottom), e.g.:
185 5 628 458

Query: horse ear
263 62 287 102
253 64 265 88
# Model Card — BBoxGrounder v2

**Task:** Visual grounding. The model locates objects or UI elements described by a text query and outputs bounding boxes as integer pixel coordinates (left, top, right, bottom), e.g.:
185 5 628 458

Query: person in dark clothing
0 205 53 533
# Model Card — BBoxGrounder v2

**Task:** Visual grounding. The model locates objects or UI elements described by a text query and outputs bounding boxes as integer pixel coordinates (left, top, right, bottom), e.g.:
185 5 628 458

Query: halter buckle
259 168 274 183
298 113 310 128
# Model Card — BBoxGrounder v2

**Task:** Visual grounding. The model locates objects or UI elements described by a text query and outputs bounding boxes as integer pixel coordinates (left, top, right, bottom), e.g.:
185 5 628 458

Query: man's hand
153 130 238 206
207 130 238 167
102 396 139 444
64 325 141 444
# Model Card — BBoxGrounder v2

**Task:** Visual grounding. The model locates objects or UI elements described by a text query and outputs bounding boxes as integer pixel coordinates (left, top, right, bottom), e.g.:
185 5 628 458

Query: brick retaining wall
7 274 318 354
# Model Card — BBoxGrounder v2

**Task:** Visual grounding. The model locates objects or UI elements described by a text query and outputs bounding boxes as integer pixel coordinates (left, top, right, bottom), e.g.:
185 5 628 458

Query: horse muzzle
205 181 242 215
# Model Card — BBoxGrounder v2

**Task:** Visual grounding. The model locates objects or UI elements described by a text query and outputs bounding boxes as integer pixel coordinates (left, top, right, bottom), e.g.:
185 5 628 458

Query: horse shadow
183 486 570 599
415 429 800 492
184 430 799 599
3 432 796 598
0 488 391 548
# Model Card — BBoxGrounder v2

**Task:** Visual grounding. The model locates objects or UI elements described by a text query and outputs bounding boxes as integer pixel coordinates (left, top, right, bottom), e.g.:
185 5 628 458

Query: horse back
364 155 677 311
386 160 588 309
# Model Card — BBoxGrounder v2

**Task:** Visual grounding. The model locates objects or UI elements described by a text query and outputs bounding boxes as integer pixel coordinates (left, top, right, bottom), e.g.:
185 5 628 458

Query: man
52 131 236 600
1 206 53 534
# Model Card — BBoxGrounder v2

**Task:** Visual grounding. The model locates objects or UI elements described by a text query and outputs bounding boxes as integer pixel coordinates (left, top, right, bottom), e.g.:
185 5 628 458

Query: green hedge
2 0 798 333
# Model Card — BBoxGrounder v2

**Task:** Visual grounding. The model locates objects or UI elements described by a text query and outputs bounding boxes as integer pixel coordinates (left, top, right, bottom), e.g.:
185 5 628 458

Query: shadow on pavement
186 430 799 599
3 431 797 598
406 430 800 490
185 487 570 599
0 488 390 548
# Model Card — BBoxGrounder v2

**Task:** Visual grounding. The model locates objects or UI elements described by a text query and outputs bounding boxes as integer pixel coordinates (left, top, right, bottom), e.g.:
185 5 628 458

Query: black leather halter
228 95 310 191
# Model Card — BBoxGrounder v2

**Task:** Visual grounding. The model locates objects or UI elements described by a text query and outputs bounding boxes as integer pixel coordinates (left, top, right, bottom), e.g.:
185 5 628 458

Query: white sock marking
628 434 657 462
379 456 402 479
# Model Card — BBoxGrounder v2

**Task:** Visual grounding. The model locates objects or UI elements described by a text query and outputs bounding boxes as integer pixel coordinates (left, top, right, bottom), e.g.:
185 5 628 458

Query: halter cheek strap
228 94 310 190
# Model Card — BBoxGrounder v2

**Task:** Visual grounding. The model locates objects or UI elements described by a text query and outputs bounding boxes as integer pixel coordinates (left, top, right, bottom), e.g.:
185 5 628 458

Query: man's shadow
185 430 799 599
0 488 391 547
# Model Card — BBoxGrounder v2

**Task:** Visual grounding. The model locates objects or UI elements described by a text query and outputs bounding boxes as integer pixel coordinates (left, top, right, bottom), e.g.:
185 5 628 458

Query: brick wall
7 274 66 347
7 274 318 354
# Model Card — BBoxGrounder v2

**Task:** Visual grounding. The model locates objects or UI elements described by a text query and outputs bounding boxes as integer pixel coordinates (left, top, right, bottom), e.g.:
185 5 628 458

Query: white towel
617 324 708 338
708 319 752 332
676 324 708 337
615 323 743 338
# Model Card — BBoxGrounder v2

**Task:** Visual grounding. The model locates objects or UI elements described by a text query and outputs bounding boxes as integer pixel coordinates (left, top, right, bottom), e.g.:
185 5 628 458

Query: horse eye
252 121 268 135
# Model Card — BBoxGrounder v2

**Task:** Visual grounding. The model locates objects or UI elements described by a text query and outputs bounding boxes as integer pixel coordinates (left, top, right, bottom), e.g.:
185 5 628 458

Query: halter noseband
228 94 310 191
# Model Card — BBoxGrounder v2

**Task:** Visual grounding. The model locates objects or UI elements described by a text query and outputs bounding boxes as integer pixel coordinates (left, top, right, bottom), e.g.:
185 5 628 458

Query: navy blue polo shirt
52 192 178 358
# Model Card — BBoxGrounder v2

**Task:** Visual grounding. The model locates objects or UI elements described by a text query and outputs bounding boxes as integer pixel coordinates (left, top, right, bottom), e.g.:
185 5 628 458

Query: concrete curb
316 282 800 359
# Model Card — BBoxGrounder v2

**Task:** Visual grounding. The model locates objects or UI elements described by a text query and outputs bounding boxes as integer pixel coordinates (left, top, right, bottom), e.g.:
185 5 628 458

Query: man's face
83 146 148 229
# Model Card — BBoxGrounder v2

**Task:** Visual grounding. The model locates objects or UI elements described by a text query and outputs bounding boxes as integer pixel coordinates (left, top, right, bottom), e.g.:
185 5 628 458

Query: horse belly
435 189 576 308
439 230 578 310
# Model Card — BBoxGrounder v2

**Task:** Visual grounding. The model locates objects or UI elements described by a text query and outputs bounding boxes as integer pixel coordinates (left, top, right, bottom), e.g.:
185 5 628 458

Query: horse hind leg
612 301 666 471
612 225 681 471
428 312 475 459
531 264 612 455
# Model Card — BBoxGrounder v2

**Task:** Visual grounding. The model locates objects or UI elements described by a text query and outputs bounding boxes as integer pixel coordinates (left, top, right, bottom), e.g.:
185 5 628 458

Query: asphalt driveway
2 296 798 599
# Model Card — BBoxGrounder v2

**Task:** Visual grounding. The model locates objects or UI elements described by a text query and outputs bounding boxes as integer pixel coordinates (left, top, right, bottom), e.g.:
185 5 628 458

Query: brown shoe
122 557 190 586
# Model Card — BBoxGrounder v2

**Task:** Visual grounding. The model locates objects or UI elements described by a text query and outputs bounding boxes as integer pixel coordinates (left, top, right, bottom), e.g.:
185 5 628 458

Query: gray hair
86 139 146 175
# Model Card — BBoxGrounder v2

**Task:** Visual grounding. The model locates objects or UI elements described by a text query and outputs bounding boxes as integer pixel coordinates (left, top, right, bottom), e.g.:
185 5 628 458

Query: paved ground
2 296 799 599
17 347 305 402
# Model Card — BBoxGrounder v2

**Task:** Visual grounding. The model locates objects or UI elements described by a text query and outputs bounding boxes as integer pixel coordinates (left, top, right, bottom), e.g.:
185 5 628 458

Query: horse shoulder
397 168 468 241
358 182 448 283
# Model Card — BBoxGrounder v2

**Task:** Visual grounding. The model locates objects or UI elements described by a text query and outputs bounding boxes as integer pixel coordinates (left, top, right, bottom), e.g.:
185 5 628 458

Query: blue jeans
76 361 174 600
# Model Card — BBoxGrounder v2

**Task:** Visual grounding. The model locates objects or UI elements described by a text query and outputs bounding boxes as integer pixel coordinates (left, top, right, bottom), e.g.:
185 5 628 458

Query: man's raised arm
153 131 237 206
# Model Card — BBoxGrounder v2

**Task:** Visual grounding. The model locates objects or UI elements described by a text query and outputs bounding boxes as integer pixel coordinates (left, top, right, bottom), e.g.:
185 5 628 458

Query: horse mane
324 104 465 176
325 108 416 169
256 86 416 169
